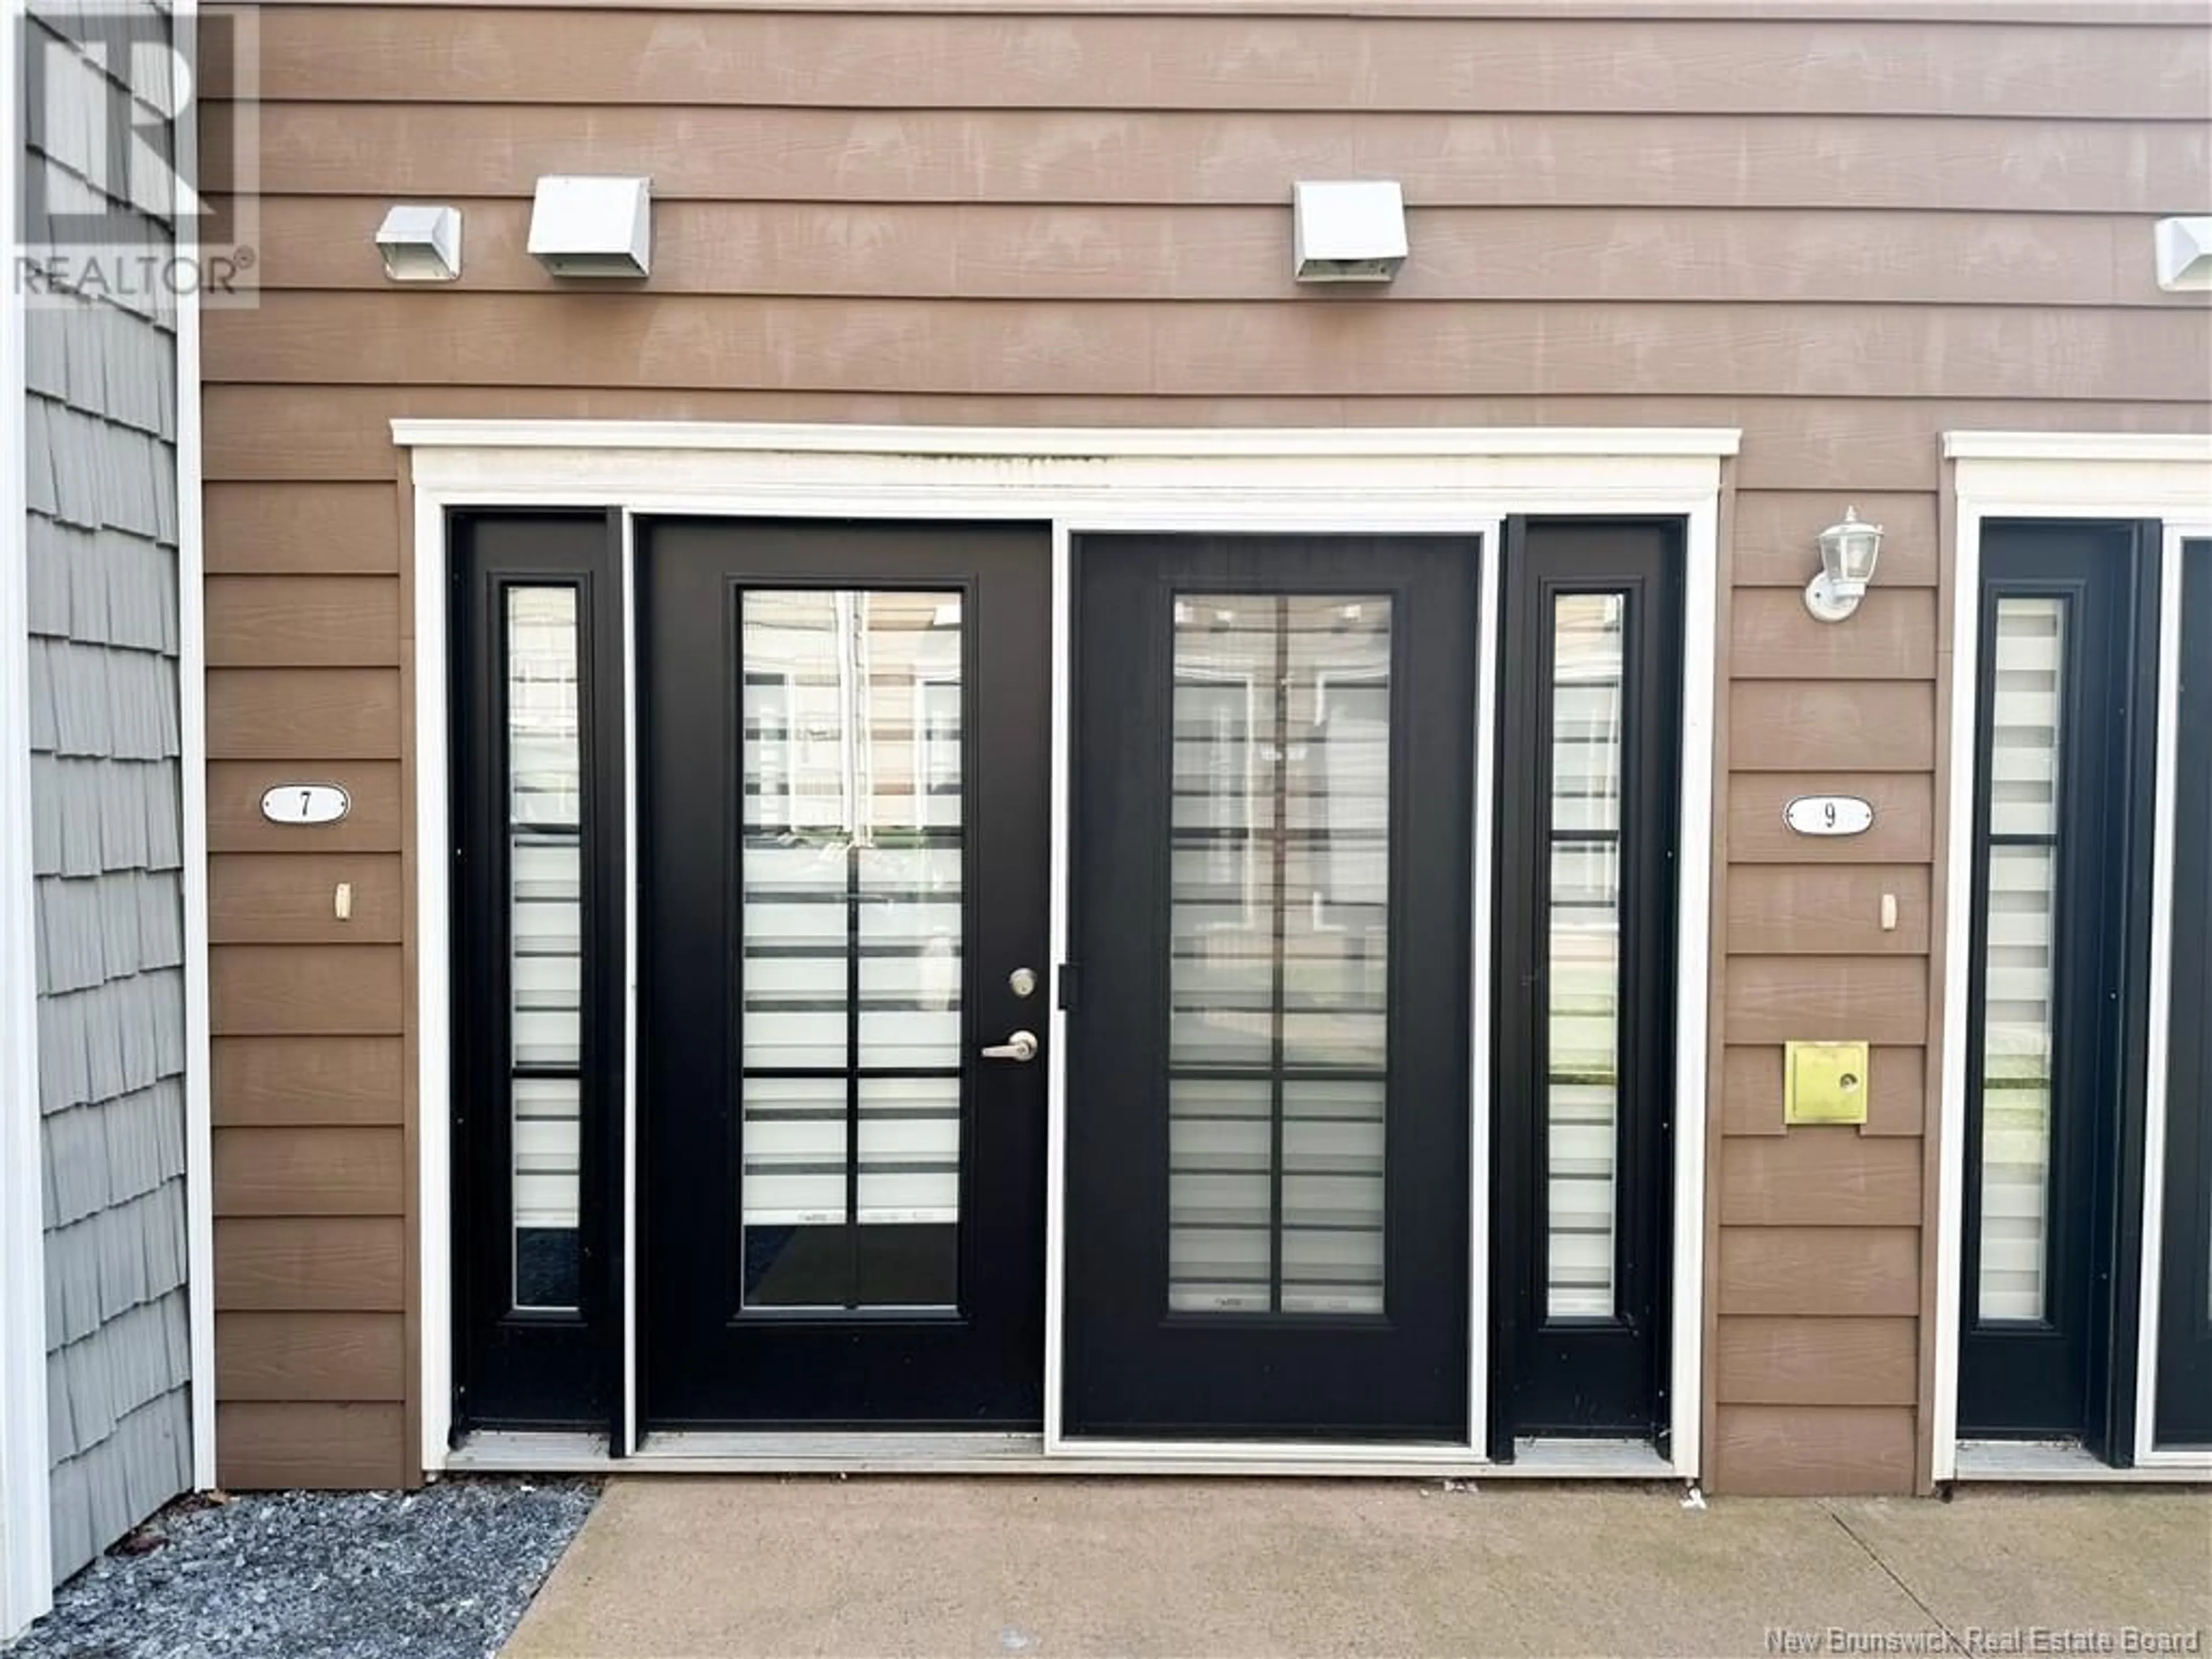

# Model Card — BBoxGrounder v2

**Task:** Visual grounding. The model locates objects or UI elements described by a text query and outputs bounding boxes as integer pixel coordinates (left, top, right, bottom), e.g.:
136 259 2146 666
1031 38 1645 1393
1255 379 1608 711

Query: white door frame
396 421 1732 1478
1936 432 2212 1482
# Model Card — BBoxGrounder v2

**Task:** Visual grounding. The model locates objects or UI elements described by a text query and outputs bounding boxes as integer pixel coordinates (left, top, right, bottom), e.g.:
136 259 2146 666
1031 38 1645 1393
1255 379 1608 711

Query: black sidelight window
452 512 625 1433
1958 519 2158 1453
1493 517 1682 1452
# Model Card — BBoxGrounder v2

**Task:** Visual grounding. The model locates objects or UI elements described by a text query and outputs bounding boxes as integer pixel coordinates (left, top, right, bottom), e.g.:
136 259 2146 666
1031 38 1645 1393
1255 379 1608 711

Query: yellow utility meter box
1783 1041 1870 1127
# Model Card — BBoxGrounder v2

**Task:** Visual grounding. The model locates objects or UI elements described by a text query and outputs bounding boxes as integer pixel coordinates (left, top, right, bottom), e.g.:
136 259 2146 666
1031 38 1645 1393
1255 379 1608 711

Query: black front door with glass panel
640 519 1051 1427
1959 520 2158 1451
1063 535 1478 1439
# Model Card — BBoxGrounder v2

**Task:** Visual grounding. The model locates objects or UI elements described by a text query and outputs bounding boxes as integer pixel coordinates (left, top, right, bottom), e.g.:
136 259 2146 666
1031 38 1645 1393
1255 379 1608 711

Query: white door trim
0 0 56 1630
396 421 1734 1476
1934 433 2212 1483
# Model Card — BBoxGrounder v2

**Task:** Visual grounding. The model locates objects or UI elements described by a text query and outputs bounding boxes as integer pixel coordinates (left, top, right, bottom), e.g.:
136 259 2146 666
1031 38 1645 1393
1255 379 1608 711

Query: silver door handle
981 1030 1039 1063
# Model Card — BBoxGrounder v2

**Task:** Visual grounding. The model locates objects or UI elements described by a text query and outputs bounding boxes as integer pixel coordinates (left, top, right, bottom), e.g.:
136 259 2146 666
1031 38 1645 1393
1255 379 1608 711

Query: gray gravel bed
4 1478 599 1659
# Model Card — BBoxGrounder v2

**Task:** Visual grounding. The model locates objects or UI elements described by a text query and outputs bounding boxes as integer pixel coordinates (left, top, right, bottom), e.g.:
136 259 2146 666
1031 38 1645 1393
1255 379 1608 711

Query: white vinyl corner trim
0 0 58 1635
173 0 217 1497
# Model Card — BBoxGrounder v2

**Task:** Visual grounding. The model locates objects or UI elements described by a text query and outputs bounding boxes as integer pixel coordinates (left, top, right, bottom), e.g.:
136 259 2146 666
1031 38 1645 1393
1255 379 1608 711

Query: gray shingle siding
24 0 192 1585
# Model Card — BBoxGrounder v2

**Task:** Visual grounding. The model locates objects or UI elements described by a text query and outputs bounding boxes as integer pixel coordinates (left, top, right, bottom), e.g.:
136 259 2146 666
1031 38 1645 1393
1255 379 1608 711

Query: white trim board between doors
1936 432 2212 1484
396 421 1736 1478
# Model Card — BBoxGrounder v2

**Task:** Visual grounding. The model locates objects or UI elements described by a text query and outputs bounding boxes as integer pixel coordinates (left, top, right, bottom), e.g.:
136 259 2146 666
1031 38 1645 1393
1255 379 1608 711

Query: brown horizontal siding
207 669 403 761
211 1038 406 1127
199 387 2211 491
215 1218 408 1311
211 946 406 1036
221 12 2211 119
202 297 2212 402
217 1312 407 1403
216 1403 410 1491
204 482 401 575
1729 590 1936 681
206 577 402 668
211 854 407 946
1718 1227 1920 1318
214 1126 407 1217
1709 1405 1918 1497
1719 1135 1923 1228
1729 683 1936 772
1725 868 1931 957
216 106 2209 213
1726 774 1934 865
1725 958 1929 1046
1717 1316 1918 1407
207 762 404 855
234 200 2205 309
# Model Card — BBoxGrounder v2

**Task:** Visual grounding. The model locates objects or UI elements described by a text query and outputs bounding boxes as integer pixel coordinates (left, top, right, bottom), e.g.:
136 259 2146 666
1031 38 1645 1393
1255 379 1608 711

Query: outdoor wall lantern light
1291 180 1407 284
2154 216 2212 292
528 176 653 278
1804 506 1884 624
375 204 463 281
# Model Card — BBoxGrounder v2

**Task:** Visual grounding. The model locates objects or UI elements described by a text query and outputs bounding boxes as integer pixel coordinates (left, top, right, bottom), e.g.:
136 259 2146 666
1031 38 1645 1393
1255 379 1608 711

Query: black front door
1063 535 1476 1439
1958 520 2158 1448
641 518 1051 1427
2156 535 2212 1450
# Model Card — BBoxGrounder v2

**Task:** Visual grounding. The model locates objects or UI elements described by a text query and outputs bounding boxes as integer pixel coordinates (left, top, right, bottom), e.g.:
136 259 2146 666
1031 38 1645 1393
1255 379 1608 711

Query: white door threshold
442 1430 1676 1481
1952 1440 2212 1484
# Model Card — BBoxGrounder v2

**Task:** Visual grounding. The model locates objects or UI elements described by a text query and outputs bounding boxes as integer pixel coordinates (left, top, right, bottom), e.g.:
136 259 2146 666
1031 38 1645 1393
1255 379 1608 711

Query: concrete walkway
505 1479 2211 1658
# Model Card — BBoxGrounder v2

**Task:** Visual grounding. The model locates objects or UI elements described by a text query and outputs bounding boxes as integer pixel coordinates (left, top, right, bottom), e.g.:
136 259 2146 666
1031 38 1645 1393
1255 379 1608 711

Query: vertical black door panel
452 511 626 1431
1959 520 2157 1450
2156 537 2212 1449
641 518 1051 1427
1065 535 1475 1439
1491 518 1681 1451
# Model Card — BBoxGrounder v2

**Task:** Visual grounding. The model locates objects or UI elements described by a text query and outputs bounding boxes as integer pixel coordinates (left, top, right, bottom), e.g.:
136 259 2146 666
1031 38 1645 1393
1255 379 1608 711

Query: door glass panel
1166 594 1391 1316
1979 596 2066 1323
738 590 963 1310
1546 594 1626 1320
507 586 584 1312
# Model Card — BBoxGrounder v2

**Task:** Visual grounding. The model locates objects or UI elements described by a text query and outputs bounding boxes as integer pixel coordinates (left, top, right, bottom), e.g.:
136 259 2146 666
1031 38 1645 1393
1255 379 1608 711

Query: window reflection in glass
507 586 584 1312
1166 595 1391 1316
738 591 964 1310
1978 596 2066 1324
1546 594 1626 1320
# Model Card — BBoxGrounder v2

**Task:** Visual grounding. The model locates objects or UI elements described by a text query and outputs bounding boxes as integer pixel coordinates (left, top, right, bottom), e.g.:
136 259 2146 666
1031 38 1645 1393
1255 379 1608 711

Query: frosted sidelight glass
1166 595 1391 1316
507 586 583 1311
1978 597 2066 1323
738 591 964 1310
1546 594 1626 1320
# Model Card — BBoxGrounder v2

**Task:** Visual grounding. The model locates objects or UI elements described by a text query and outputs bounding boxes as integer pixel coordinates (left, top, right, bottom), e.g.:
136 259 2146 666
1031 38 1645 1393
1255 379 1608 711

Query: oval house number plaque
260 784 351 827
1783 794 1874 837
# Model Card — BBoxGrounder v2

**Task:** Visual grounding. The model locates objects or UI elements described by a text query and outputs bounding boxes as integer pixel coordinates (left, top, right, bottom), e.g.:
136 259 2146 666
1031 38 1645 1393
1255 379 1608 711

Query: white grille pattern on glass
1978 596 2066 1324
738 591 964 1309
1547 593 1626 1320
507 586 584 1312
1166 595 1391 1316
